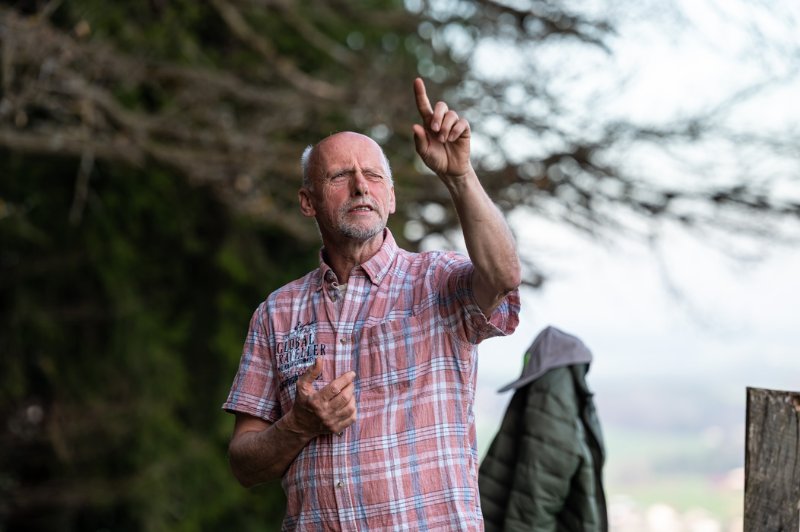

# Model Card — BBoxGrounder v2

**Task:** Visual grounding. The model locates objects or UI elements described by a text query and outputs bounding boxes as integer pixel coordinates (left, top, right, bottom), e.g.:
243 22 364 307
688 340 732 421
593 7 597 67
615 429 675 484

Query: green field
604 427 743 526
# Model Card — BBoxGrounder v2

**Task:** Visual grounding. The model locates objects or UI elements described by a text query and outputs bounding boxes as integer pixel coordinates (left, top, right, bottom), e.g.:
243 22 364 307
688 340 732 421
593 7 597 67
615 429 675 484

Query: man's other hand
288 357 357 438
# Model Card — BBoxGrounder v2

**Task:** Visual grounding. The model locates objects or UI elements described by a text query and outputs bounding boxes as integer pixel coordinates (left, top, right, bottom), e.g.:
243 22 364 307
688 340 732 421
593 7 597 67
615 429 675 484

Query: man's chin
339 223 385 242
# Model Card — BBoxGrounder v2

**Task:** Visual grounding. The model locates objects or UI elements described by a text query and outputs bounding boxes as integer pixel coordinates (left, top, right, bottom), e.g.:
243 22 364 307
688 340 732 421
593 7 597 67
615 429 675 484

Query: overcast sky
469 0 800 451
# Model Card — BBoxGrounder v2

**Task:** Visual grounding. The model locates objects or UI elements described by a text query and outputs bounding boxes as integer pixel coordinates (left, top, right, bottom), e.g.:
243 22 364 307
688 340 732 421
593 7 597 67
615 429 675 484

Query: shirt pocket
358 314 426 395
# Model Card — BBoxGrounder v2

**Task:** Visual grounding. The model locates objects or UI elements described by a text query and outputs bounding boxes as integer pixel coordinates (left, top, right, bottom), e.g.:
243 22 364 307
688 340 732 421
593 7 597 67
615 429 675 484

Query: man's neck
321 231 385 284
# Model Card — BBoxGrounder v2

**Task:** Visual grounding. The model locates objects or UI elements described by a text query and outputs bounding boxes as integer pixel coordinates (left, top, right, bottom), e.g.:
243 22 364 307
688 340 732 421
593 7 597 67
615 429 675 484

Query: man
223 78 521 530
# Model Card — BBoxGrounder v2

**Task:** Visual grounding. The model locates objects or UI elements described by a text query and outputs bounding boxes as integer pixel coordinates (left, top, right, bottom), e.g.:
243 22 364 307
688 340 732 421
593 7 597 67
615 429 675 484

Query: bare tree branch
208 0 346 100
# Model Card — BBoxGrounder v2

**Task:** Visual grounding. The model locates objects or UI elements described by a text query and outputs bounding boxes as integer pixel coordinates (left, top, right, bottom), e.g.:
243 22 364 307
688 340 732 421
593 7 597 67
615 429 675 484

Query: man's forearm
229 361 357 487
446 167 521 312
228 414 315 487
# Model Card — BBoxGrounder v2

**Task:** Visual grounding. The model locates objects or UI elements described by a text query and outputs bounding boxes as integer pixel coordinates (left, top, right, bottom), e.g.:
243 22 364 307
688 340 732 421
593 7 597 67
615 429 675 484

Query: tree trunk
744 387 800 532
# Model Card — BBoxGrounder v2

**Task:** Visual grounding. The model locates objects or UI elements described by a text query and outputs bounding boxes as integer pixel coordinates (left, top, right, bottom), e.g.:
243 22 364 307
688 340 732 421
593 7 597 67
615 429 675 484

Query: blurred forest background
1 0 798 530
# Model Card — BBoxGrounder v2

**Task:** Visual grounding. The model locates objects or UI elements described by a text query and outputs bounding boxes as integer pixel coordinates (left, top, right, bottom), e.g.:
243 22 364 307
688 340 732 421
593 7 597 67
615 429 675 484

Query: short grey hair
300 145 316 189
300 141 394 190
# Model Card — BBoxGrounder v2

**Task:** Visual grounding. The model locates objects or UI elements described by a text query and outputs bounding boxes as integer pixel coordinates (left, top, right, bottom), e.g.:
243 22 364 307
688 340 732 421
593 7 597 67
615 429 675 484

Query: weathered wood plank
744 387 800 532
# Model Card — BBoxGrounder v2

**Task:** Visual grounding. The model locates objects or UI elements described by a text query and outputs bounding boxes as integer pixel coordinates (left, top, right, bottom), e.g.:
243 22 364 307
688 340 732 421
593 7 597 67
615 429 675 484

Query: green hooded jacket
479 326 607 532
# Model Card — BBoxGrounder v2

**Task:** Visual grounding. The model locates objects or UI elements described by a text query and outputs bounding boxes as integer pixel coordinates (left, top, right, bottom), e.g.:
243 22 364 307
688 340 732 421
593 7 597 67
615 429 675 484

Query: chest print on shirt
276 320 327 391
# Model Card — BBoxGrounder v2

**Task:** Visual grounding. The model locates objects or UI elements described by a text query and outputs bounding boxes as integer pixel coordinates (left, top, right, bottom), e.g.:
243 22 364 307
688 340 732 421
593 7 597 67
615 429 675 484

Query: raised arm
412 78 521 314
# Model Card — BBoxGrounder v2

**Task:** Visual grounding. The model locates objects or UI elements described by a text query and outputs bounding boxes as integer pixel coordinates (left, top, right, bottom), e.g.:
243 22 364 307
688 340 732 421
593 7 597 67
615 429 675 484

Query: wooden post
744 387 800 532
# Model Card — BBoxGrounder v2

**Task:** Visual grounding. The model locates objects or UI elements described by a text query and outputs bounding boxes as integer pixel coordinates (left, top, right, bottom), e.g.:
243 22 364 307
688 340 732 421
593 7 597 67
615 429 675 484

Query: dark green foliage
0 0 423 527
57 1 227 65
0 150 317 530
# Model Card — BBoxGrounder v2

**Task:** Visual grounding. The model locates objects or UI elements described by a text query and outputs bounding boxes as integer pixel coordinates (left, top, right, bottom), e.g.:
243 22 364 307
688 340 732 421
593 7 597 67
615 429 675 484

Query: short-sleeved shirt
223 229 520 531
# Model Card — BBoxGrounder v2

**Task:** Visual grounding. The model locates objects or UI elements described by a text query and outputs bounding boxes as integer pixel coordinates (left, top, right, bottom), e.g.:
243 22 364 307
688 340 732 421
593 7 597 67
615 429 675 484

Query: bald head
301 132 393 190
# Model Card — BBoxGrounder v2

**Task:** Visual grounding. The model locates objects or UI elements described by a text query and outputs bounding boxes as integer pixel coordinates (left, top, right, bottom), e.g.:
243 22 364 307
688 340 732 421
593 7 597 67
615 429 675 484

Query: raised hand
412 77 473 182
290 357 357 437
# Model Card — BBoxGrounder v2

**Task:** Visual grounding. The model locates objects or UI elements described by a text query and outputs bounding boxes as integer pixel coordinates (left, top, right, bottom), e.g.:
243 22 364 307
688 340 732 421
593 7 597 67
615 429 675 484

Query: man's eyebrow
326 166 385 177
326 167 353 177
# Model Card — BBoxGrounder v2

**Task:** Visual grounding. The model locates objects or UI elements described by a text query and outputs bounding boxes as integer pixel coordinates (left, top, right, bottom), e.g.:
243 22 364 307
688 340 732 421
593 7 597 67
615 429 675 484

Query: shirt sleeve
435 252 521 345
221 300 282 423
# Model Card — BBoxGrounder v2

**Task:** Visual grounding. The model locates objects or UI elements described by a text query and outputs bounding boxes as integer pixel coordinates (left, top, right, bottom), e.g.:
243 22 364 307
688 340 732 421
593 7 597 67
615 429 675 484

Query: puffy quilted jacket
479 327 607 532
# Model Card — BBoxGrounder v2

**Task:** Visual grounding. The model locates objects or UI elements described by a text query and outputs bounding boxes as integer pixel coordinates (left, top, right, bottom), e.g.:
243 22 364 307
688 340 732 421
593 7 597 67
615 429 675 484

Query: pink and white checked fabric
223 230 520 531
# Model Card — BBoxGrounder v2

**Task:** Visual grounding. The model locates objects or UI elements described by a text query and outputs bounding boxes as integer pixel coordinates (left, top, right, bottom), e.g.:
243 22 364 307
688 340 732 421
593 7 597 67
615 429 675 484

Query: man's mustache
341 198 379 213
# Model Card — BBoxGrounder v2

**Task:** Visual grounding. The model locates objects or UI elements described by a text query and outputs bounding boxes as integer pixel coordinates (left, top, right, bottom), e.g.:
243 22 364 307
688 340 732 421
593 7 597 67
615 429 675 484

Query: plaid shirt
223 230 520 531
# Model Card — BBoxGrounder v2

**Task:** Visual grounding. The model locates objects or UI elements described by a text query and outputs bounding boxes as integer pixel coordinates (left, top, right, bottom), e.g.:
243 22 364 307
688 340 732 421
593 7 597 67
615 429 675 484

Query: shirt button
336 480 344 488
339 338 346 344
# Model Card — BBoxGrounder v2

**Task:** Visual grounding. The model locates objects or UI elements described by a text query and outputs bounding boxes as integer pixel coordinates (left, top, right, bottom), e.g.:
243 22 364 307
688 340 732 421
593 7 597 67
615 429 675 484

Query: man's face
300 132 396 243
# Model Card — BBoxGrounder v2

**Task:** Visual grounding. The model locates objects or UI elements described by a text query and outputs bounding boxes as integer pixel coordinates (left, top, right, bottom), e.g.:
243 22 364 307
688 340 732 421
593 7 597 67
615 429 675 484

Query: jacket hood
497 325 593 392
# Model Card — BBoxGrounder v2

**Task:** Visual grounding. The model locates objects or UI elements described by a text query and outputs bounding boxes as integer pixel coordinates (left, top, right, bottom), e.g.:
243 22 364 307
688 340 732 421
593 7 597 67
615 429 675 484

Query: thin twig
68 146 94 225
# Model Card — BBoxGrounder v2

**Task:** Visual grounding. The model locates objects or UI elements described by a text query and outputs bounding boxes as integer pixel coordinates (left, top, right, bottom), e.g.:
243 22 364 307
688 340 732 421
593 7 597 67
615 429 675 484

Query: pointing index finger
414 77 433 121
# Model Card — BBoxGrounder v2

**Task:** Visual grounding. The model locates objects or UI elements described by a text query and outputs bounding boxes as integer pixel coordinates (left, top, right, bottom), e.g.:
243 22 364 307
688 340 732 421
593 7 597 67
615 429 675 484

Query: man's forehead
316 132 383 166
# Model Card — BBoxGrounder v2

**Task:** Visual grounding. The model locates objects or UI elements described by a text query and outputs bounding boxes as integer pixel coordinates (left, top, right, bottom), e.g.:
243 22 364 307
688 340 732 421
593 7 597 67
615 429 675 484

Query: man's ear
299 188 316 217
388 187 396 214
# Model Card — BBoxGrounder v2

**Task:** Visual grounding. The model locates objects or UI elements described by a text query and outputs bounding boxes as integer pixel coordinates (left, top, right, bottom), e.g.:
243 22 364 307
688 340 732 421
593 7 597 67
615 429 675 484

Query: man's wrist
442 166 479 195
278 409 316 441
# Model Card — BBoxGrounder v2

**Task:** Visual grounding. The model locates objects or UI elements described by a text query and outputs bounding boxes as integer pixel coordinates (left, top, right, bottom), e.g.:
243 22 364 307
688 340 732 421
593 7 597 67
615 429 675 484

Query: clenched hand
288 357 357 438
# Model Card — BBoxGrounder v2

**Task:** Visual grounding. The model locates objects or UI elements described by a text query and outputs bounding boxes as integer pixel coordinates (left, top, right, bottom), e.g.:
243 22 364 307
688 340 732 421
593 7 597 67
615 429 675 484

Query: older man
223 78 521 530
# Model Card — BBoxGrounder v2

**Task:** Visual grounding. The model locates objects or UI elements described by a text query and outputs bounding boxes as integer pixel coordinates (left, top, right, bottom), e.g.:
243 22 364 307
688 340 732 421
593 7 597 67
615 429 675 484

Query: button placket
332 330 355 525
329 270 364 527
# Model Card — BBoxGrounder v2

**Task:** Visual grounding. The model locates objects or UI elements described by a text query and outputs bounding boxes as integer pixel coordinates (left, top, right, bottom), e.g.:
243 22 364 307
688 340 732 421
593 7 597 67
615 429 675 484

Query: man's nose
351 171 369 195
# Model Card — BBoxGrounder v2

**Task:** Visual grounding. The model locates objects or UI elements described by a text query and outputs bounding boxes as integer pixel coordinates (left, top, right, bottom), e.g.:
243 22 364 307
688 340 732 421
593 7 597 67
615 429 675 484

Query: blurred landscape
475 234 800 531
478 366 750 530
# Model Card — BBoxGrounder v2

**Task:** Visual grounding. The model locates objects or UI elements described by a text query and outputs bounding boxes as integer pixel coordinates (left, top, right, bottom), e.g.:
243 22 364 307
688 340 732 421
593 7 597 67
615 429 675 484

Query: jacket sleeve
503 367 602 532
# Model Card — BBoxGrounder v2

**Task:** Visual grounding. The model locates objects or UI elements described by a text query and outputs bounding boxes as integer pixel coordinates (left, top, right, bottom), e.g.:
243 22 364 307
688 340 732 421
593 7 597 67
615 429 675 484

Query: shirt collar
360 228 398 285
315 228 398 291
